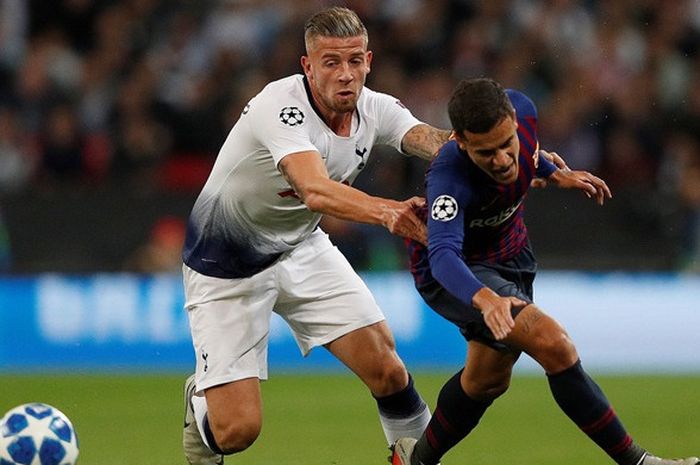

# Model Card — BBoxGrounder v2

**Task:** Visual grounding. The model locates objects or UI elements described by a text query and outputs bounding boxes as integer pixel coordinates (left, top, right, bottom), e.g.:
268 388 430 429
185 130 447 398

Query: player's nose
338 62 353 81
492 149 510 168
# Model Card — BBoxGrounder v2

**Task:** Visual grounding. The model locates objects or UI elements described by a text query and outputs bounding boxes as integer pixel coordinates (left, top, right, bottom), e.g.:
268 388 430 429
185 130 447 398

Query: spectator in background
1 0 700 273
660 131 700 272
39 100 87 183
679 152 700 272
0 207 11 272
124 215 186 273
0 104 35 194
0 0 28 71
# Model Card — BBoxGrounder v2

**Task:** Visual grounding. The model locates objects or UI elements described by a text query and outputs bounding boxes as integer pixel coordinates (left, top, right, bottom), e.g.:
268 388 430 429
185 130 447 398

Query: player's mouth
337 90 355 98
493 163 516 182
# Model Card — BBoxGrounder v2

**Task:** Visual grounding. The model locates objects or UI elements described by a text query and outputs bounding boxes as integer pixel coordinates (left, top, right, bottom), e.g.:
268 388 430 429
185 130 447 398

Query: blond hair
304 7 368 52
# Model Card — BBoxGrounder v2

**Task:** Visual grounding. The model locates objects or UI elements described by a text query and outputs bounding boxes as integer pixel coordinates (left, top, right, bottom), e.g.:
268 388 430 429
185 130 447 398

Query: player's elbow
295 177 336 213
299 187 327 213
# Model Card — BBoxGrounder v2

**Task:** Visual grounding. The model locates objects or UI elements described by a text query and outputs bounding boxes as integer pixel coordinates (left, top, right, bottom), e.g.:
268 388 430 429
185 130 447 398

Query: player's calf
209 417 260 454
183 375 224 465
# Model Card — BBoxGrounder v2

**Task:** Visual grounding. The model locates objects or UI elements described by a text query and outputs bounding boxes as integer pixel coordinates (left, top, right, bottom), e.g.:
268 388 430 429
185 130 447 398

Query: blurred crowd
1 0 699 272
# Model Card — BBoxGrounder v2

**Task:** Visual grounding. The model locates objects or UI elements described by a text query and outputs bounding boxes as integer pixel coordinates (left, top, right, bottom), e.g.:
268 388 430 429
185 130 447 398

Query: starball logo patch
279 106 305 126
431 195 458 221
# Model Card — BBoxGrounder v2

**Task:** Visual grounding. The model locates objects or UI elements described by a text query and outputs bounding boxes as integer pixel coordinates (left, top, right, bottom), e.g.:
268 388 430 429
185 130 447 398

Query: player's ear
301 55 312 78
365 50 373 73
453 131 469 151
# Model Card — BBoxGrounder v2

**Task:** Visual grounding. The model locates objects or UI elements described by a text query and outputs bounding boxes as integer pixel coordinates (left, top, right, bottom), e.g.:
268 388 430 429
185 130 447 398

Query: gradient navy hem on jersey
183 224 284 279
407 89 555 306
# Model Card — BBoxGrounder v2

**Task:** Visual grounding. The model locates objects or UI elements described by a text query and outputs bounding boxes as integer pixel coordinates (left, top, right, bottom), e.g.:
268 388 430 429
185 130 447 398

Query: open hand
472 287 527 340
550 169 612 205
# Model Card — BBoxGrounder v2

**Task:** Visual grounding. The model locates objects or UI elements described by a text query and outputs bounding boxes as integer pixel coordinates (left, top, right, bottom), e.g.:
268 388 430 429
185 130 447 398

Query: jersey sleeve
246 90 318 167
369 89 422 154
426 152 485 306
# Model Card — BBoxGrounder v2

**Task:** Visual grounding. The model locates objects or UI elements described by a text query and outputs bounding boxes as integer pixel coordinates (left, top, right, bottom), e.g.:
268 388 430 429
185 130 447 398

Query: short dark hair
448 78 514 135
304 7 368 53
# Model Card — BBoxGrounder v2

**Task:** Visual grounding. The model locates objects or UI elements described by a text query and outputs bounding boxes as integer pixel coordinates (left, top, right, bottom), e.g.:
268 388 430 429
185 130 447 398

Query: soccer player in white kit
181 7 452 464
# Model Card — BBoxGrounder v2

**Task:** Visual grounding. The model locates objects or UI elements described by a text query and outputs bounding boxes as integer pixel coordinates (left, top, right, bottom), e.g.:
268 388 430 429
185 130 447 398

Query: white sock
191 393 212 449
379 402 431 445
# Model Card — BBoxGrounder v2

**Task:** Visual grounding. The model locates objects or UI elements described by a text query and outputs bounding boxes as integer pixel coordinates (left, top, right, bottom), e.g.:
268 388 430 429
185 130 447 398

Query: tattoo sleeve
401 124 452 160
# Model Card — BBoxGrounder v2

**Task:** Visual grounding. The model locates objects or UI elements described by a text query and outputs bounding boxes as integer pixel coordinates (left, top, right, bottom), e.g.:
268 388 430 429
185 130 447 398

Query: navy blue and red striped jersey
407 89 557 306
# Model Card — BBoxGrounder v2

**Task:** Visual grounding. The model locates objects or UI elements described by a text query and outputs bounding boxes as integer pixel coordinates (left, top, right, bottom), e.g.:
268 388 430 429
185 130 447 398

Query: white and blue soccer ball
0 403 79 465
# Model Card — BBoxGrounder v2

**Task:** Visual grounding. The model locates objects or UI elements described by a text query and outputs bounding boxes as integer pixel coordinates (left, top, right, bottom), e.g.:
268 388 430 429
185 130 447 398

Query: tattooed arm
401 124 452 160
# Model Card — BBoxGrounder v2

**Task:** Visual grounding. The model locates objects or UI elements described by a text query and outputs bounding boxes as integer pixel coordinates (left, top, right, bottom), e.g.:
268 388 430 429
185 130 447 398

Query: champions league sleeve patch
279 106 305 126
431 195 458 221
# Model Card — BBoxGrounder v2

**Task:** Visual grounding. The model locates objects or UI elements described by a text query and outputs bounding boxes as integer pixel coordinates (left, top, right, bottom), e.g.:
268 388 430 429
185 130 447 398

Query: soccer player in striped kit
392 78 698 465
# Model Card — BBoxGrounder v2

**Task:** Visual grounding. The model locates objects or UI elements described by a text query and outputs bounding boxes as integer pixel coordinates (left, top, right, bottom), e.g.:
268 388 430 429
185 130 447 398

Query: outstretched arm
547 168 613 205
401 124 452 160
279 150 427 243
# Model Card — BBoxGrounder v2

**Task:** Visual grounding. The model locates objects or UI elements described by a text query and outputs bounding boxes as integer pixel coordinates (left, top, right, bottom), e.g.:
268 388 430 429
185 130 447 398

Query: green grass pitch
0 372 698 465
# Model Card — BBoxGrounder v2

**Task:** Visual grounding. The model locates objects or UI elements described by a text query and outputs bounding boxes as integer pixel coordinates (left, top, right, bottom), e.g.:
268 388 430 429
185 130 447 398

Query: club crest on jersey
279 106 305 126
355 145 368 169
431 195 458 222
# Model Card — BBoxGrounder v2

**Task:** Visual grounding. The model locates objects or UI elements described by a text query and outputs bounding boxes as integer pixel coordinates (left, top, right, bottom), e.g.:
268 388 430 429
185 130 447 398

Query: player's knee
463 374 511 401
215 418 262 455
368 355 409 397
379 360 410 396
534 330 578 373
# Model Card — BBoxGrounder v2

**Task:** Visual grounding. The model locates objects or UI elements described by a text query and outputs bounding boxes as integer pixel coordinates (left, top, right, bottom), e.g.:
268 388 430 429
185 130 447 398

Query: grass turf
0 373 698 465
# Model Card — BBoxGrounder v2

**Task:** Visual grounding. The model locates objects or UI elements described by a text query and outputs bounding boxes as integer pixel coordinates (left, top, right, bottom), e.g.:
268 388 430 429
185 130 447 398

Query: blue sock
413 369 492 465
547 360 645 465
374 373 424 417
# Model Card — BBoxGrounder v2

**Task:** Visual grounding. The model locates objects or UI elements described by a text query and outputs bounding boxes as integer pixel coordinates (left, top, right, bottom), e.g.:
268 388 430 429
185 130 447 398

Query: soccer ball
0 403 79 465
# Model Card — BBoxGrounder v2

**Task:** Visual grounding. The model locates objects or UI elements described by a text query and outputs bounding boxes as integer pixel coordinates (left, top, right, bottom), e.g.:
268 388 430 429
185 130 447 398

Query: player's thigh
462 339 520 399
183 264 278 392
275 230 385 356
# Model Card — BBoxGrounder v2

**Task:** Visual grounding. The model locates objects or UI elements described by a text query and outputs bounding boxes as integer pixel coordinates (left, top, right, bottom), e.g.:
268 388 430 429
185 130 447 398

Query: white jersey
183 74 422 278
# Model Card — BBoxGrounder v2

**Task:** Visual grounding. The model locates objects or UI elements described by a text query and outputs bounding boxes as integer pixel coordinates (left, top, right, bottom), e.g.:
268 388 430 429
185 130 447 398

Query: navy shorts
417 245 537 351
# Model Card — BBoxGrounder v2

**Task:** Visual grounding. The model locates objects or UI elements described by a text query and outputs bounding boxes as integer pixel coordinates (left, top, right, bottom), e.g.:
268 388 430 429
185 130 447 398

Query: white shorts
183 229 385 392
